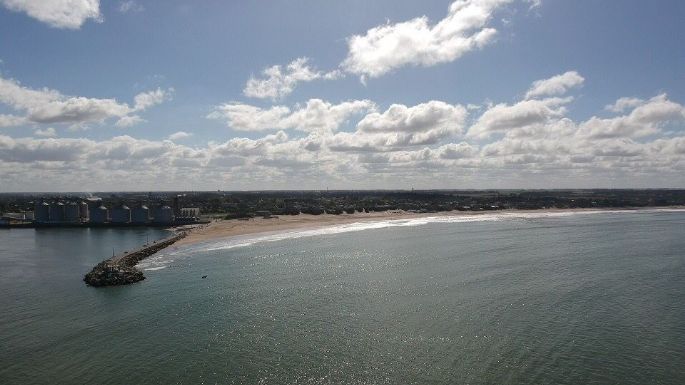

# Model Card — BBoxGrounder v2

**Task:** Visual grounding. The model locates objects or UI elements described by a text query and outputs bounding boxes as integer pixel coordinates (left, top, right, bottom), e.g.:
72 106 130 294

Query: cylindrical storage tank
65 203 80 222
49 202 65 223
79 202 89 221
152 205 174 224
34 202 50 223
111 205 131 224
90 205 109 223
131 205 150 224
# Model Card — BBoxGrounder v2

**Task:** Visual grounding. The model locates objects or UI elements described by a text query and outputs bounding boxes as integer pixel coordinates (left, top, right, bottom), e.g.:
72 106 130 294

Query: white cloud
578 94 685 139
118 0 143 13
133 88 173 111
605 97 644 113
0 76 170 128
327 101 468 153
0 113 26 127
33 127 57 137
0 0 102 29
341 0 511 80
168 131 192 141
524 71 584 99
115 115 145 128
467 97 570 139
208 99 376 134
244 58 341 100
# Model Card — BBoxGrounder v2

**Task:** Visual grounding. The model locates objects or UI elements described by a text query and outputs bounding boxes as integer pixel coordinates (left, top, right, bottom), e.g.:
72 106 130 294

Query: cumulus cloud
341 0 511 80
605 97 644 113
0 113 26 127
333 101 469 148
524 71 584 99
0 0 102 29
0 76 171 128
244 58 341 100
168 131 192 141
578 94 685 139
33 127 57 138
133 88 173 111
115 115 145 128
467 97 570 139
3 71 685 190
208 99 375 134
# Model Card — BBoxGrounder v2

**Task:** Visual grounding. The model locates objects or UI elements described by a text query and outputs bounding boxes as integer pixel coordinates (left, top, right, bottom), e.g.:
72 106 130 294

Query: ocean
1 210 684 384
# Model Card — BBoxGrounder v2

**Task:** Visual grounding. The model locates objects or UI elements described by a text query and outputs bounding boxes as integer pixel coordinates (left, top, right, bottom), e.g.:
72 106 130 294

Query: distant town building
179 207 200 219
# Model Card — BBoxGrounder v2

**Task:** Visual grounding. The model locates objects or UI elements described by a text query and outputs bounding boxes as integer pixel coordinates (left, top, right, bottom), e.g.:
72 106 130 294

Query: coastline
175 206 685 248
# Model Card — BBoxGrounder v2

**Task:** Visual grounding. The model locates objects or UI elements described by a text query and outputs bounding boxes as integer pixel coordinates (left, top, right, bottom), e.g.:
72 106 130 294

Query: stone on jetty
83 261 145 286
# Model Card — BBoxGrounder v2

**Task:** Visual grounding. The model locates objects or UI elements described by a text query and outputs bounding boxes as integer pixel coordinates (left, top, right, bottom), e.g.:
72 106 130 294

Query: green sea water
1 210 684 384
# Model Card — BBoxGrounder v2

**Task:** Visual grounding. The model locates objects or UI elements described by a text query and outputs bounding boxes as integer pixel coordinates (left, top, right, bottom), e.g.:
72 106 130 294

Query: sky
0 0 684 192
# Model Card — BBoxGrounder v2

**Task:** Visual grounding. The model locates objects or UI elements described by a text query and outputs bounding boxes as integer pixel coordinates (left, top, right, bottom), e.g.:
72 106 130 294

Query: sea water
1 210 684 384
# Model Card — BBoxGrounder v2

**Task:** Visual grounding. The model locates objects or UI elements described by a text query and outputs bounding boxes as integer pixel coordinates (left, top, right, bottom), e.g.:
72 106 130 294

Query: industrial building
26 197 200 226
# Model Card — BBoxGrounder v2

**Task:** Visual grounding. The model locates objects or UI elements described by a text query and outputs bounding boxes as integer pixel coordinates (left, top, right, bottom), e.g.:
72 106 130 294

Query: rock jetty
84 232 186 287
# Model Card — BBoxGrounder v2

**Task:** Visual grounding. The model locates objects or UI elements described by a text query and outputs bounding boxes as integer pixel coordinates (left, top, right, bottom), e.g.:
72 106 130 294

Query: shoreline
176 206 685 248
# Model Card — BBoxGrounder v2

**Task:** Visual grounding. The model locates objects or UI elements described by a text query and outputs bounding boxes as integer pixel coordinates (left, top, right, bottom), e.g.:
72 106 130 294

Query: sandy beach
175 207 684 247
175 210 436 246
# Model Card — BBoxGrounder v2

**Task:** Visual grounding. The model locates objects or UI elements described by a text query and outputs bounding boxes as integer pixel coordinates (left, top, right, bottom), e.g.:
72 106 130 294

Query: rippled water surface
1 211 684 384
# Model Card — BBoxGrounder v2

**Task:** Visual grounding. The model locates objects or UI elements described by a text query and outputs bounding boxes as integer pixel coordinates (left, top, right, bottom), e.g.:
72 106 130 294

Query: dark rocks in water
84 261 145 287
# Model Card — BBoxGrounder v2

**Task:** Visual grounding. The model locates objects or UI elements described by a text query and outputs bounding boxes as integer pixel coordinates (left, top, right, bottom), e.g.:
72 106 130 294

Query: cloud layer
3 71 685 191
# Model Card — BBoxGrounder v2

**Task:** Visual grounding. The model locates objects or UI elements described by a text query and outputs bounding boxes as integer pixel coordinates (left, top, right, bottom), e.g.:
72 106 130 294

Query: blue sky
0 0 684 191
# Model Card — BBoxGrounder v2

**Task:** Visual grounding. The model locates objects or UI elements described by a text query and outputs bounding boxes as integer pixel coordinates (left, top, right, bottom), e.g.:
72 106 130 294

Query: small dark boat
202 275 207 279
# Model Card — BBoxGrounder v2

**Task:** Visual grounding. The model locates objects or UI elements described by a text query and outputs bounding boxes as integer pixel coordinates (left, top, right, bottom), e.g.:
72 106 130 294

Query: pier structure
84 232 186 287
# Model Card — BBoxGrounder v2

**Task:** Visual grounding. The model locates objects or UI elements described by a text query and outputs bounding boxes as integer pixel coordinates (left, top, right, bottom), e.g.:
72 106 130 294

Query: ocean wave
141 208 685 269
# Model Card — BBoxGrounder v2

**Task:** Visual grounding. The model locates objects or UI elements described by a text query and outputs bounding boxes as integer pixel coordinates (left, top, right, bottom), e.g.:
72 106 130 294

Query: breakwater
84 232 186 287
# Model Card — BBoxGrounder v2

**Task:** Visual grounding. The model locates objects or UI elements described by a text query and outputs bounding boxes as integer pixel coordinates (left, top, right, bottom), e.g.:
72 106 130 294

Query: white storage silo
152 205 174 224
49 202 65 223
111 205 131 224
65 202 80 223
131 205 150 224
34 201 50 223
90 205 109 223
